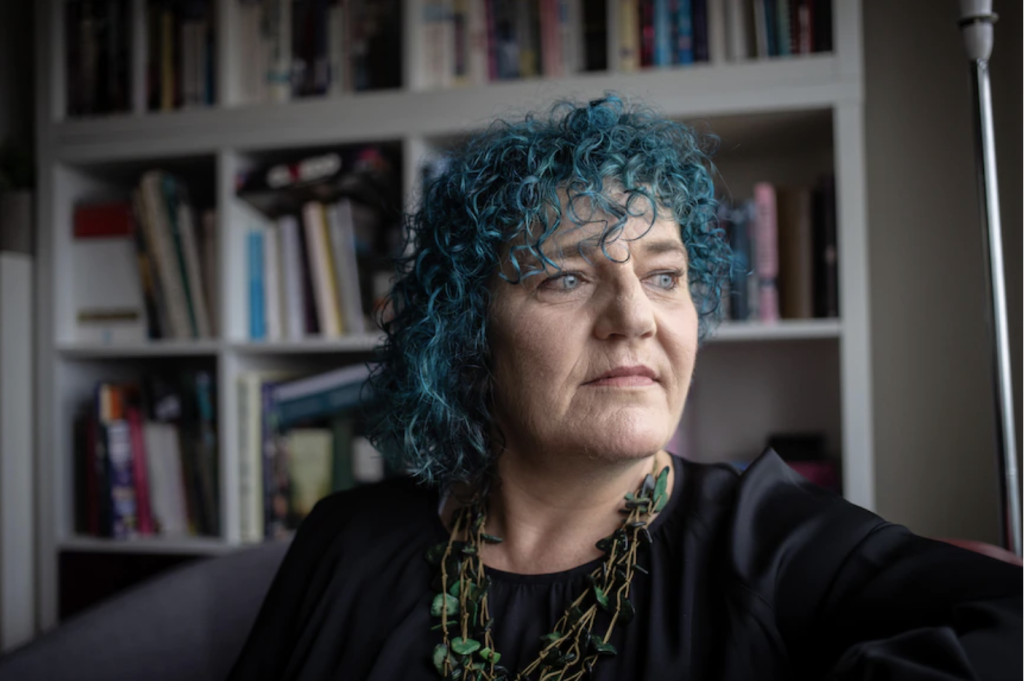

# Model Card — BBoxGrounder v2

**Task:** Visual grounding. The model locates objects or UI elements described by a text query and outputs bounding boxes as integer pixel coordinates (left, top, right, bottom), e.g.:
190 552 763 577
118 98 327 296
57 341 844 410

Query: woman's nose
592 268 657 341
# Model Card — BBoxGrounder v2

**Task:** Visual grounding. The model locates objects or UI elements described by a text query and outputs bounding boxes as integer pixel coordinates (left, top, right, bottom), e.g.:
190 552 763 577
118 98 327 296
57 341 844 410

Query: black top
228 450 1022 680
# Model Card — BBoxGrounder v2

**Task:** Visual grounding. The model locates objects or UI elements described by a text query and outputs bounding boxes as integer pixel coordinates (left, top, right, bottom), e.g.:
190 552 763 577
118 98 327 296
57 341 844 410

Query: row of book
237 145 402 339
718 175 837 323
65 0 216 117
730 0 832 61
236 0 402 104
237 364 389 542
72 173 217 343
73 371 219 539
247 199 382 339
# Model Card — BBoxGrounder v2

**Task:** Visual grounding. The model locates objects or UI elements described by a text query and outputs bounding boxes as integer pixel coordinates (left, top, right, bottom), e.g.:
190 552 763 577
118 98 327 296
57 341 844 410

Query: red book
127 407 155 535
73 202 134 238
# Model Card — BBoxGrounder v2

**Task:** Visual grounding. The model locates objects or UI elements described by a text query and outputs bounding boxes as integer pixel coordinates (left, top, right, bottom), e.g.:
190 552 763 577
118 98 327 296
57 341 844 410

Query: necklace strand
427 459 671 680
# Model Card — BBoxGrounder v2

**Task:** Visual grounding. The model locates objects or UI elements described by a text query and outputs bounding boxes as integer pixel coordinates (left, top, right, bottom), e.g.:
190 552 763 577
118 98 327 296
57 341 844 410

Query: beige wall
864 0 1021 544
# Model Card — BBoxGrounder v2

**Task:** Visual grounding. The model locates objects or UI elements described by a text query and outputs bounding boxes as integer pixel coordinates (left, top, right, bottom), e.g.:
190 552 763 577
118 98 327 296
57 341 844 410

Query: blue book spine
675 0 694 64
275 382 366 429
653 0 671 66
763 0 777 56
692 0 708 61
248 230 266 340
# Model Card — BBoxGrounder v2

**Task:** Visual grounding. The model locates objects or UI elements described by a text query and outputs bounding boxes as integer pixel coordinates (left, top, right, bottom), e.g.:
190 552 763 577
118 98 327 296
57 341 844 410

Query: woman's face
488 200 699 464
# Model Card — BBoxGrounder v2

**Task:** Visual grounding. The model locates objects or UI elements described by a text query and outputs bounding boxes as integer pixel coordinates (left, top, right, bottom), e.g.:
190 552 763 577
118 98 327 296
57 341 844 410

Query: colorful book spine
653 0 670 66
105 420 138 540
753 182 779 323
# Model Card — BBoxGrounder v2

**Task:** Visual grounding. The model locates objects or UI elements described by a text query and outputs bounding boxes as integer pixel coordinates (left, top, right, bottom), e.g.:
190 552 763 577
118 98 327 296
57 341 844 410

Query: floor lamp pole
957 0 1021 557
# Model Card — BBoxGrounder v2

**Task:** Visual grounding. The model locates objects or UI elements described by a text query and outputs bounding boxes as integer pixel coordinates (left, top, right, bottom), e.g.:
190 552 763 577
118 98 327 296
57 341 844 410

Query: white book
72 236 146 344
302 202 343 336
326 199 366 335
176 194 212 337
140 172 192 339
262 223 283 341
277 215 306 339
724 0 749 61
143 423 190 537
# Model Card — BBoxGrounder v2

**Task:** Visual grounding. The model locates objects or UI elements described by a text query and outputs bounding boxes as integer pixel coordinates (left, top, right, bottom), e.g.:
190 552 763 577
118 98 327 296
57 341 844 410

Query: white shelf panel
229 334 385 354
48 55 856 163
708 319 842 342
58 535 240 555
55 340 222 358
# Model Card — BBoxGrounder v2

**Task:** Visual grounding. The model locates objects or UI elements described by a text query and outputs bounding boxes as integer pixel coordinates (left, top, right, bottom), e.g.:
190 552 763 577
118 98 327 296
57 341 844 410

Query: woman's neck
442 449 675 575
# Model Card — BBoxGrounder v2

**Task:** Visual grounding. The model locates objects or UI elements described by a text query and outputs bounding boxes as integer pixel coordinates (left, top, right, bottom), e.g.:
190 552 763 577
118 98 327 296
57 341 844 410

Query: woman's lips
585 375 657 387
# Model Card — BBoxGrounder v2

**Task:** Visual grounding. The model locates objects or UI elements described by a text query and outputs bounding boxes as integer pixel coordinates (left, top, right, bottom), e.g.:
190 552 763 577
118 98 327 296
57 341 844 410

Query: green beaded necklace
425 459 671 681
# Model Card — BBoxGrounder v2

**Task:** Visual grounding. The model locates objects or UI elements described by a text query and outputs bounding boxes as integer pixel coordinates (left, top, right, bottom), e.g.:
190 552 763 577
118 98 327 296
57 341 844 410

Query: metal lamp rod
957 0 1021 557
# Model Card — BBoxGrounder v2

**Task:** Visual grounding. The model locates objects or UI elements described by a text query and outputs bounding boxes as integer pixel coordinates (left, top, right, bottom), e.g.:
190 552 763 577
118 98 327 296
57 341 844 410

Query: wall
864 0 1021 544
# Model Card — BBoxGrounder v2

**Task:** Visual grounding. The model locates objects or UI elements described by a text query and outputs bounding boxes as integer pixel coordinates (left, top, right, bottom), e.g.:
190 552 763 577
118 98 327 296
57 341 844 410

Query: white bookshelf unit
33 0 871 632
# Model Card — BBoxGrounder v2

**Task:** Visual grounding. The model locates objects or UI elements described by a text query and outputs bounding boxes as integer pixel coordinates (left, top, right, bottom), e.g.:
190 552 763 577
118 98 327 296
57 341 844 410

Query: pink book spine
126 407 155 535
754 182 780 323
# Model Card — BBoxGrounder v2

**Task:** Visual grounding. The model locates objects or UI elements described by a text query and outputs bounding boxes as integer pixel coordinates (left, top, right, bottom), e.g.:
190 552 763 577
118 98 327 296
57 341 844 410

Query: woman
228 96 1021 681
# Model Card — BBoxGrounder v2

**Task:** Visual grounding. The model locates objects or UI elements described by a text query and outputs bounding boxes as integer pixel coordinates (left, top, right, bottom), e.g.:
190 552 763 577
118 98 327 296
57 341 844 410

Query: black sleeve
226 495 347 681
731 452 1022 681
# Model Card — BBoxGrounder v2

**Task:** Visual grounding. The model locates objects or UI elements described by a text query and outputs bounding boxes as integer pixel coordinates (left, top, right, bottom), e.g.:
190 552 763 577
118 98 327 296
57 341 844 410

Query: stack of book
235 0 402 104
72 174 217 343
237 146 400 340
73 371 219 540
415 0 607 88
64 0 133 116
144 0 217 111
63 0 217 117
717 175 837 323
237 364 388 542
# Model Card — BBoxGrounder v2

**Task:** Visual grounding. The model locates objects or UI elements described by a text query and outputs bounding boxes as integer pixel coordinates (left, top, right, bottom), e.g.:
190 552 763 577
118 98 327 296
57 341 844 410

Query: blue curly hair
367 94 730 489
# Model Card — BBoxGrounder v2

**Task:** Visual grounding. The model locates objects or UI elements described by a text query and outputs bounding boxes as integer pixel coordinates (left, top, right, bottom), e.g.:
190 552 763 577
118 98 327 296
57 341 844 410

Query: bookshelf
33 0 871 632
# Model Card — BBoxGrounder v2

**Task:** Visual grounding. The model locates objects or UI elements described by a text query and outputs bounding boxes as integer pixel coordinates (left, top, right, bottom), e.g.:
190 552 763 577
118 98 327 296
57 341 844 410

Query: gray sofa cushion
0 540 288 681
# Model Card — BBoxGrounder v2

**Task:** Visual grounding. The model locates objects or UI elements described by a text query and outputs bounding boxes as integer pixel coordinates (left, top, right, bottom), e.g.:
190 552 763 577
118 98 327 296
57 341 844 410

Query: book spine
652 0 670 66
161 176 199 337
278 215 307 339
813 174 838 318
639 0 653 67
302 202 343 336
692 0 707 61
617 0 639 71
105 419 138 539
333 200 366 334
248 228 266 340
467 0 489 84
753 182 779 323
558 0 575 75
262 381 287 539
267 0 293 101
327 0 347 94
776 0 791 56
275 381 365 429
263 223 283 341
126 407 155 535
175 190 212 336
723 0 746 61
140 172 192 338
675 0 693 64
194 371 219 536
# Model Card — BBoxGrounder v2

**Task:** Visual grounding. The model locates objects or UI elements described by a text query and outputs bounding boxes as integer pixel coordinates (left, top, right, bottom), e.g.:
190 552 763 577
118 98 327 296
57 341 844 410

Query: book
248 228 266 340
302 202 344 336
271 363 373 429
284 428 334 520
776 186 814 319
327 199 368 335
142 422 190 536
278 215 308 339
262 222 284 341
675 0 694 65
812 174 838 318
140 171 192 339
753 183 779 322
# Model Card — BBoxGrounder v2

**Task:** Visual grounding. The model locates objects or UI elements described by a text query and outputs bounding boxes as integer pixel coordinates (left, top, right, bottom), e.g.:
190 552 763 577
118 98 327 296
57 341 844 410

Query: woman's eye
546 273 582 291
650 272 681 290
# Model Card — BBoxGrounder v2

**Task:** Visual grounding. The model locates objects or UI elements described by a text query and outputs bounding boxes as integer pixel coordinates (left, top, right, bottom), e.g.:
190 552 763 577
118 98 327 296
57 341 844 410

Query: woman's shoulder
295 474 443 552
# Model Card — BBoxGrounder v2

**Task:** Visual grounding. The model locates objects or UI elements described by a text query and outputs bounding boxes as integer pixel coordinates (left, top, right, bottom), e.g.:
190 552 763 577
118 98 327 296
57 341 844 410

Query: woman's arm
731 452 1022 680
